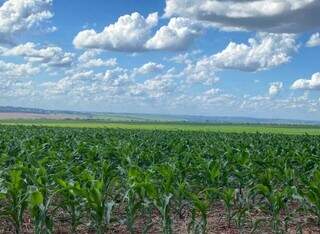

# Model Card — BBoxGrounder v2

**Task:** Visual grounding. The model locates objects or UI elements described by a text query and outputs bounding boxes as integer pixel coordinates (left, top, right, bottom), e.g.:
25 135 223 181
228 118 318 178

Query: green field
1 125 320 233
1 119 320 135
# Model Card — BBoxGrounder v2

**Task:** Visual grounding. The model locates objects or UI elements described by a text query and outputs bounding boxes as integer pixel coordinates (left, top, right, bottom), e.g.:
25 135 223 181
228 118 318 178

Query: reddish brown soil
1 202 320 234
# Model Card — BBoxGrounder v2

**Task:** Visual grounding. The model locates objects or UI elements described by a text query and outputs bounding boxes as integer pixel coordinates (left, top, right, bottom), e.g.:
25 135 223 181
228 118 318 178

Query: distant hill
0 106 319 125
0 106 90 117
177 115 320 125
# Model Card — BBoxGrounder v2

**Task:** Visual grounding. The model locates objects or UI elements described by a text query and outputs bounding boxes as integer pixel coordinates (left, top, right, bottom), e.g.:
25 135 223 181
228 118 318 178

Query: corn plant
221 188 235 227
76 163 116 234
27 165 56 234
253 171 294 233
123 166 147 234
56 179 84 233
188 193 209 234
301 170 320 225
152 193 173 234
0 125 319 233
145 164 176 234
174 180 188 219
0 169 28 234
234 188 251 233
28 187 53 234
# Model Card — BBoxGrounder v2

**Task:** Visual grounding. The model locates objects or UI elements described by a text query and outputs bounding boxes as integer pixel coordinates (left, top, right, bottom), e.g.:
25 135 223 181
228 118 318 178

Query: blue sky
1 0 320 120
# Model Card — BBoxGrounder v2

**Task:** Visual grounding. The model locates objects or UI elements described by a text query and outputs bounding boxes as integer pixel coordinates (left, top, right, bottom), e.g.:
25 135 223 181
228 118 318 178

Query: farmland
0 125 320 233
1 119 320 135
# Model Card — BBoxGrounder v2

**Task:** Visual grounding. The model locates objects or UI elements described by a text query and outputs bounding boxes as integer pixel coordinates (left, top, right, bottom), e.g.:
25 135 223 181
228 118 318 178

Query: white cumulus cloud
132 74 177 98
0 60 39 77
269 82 283 97
306 33 320 47
2 42 74 67
183 59 219 85
73 12 207 52
135 62 164 75
291 72 320 90
0 0 53 44
210 33 297 72
73 12 158 52
78 50 117 68
164 0 320 33
145 17 203 51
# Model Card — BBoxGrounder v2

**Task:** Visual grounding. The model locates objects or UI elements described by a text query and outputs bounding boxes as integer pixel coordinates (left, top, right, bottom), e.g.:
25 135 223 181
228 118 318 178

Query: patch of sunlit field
1 119 320 135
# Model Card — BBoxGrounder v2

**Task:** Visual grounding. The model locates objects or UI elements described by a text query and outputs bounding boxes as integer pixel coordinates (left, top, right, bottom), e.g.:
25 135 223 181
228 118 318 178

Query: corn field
1 126 320 233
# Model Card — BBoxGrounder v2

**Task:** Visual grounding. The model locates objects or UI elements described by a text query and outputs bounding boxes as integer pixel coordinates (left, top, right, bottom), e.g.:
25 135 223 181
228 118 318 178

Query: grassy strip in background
1 119 320 135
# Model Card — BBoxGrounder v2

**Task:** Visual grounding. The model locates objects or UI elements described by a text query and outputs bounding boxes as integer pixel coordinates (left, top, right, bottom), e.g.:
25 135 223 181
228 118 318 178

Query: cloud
145 17 203 51
42 70 96 95
0 0 53 44
174 33 296 87
291 72 320 90
2 42 74 67
183 59 219 85
170 88 236 114
269 82 283 96
0 60 39 77
42 67 135 100
74 12 206 52
209 33 297 72
134 62 164 75
78 50 117 68
40 67 182 110
239 92 320 115
193 88 234 105
306 33 320 47
169 53 192 64
0 80 36 98
168 50 202 64
132 73 177 98
73 12 158 52
164 0 320 33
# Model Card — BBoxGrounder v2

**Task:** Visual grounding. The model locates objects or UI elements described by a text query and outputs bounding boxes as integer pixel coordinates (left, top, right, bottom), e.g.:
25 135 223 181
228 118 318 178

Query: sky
1 0 320 120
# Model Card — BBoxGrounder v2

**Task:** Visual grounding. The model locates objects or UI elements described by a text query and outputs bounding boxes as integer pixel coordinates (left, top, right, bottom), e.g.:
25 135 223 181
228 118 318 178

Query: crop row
0 126 320 233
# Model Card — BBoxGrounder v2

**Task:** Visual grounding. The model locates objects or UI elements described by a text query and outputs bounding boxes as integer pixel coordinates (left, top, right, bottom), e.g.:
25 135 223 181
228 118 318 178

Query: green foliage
0 169 28 234
0 125 319 233
301 170 320 225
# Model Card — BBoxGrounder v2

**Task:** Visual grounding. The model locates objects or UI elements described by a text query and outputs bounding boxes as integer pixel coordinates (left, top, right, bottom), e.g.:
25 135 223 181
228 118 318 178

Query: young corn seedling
124 166 147 234
78 178 115 234
253 179 293 233
152 164 176 234
188 193 209 234
174 180 188 219
27 165 56 234
56 179 84 233
221 188 235 227
301 170 320 225
234 188 251 233
206 162 221 200
28 187 53 234
77 163 116 234
152 193 173 234
0 169 28 234
122 166 155 234
124 189 140 234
